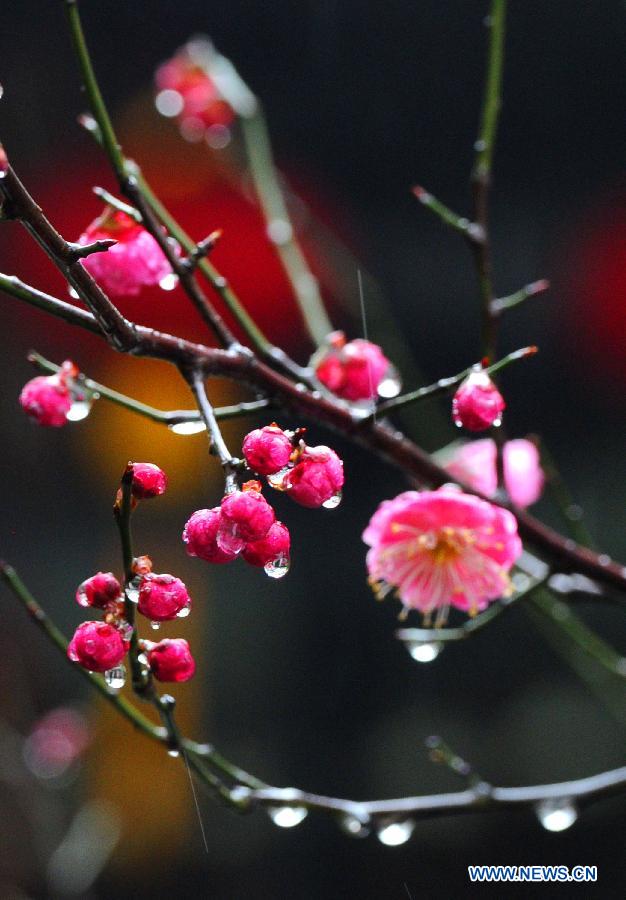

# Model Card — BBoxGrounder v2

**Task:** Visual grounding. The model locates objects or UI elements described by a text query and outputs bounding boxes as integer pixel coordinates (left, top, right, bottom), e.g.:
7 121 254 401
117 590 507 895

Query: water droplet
566 504 583 521
155 89 184 118
66 397 93 422
615 658 626 676
267 218 293 246
267 466 291 491
167 748 180 758
168 420 207 435
68 286 80 300
159 273 178 291
150 621 161 631
474 139 487 152
0 84 3 100
125 584 139 604
536 798 577 832
376 820 415 846
118 621 134 643
339 813 370 838
322 490 342 510
177 604 191 618
377 364 402 399
267 805 308 828
598 554 611 567
512 572 531 593
104 665 126 691
491 416 502 428
406 641 443 663
264 555 290 579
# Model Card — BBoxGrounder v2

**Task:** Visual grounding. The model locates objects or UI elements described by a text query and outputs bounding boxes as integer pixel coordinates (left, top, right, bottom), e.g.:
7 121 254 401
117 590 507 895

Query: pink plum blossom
314 331 396 402
282 445 344 508
452 370 505 431
182 507 239 564
363 486 522 622
77 208 174 299
445 438 544 508
146 638 196 683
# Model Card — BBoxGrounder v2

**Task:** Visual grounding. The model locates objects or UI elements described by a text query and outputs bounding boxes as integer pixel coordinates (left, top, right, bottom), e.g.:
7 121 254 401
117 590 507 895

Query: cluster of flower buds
183 425 345 577
76 207 178 299
19 360 92 427
311 331 401 403
67 463 196 685
452 367 506 432
154 39 235 146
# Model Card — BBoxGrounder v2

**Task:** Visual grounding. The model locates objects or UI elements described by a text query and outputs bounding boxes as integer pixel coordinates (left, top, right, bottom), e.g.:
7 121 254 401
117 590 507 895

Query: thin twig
376 346 536 417
28 351 271 426
2 563 624 824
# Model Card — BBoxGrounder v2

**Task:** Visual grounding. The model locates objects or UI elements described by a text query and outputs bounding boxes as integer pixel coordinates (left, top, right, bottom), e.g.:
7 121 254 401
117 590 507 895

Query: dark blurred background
1 1 625 897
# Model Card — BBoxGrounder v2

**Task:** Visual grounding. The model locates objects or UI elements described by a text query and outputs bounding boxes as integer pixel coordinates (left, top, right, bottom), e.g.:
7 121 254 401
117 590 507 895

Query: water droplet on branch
376 820 415 846
536 798 577 832
406 641 443 663
267 805 308 828
322 491 342 509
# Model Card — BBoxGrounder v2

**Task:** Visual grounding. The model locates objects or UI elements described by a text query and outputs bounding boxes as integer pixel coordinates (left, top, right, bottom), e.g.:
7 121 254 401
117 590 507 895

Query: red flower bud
67 621 127 673
147 638 196 683
130 463 168 499
76 572 123 609
452 370 505 432
242 424 293 475
137 573 191 621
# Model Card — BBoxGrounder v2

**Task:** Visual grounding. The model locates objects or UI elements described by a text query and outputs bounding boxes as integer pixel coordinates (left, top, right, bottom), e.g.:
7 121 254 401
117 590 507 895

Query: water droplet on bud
150 621 161 631
167 748 180 758
536 798 577 832
322 491 342 510
159 273 178 291
126 585 140 604
376 820 415 846
406 641 443 663
264 555 290 579
104 665 126 691
377 364 402 399
177 605 191 618
66 397 93 422
267 466 291 491
168 421 206 435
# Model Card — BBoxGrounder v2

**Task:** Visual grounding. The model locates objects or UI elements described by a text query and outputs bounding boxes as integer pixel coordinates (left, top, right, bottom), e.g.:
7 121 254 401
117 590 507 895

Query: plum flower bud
242 425 293 475
130 463 168 499
76 572 123 609
242 521 291 577
218 486 275 553
313 331 400 402
283 445 344 508
445 438 544 509
155 41 235 138
146 638 196 683
137 573 191 621
19 375 72 427
182 507 238 563
67 621 128 673
77 208 175 299
452 370 505 431
363 486 522 623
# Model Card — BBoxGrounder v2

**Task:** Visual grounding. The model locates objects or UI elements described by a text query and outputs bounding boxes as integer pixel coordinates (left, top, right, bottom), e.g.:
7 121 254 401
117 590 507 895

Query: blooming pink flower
182 507 238 563
77 208 174 299
242 521 291 569
452 370 505 431
314 331 397 402
363 487 522 621
137 573 191 621
218 486 275 553
242 425 293 475
283 445 344 508
67 621 128 672
130 463 168 500
76 572 123 609
146 638 196 683
445 438 544 508
19 375 72 427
